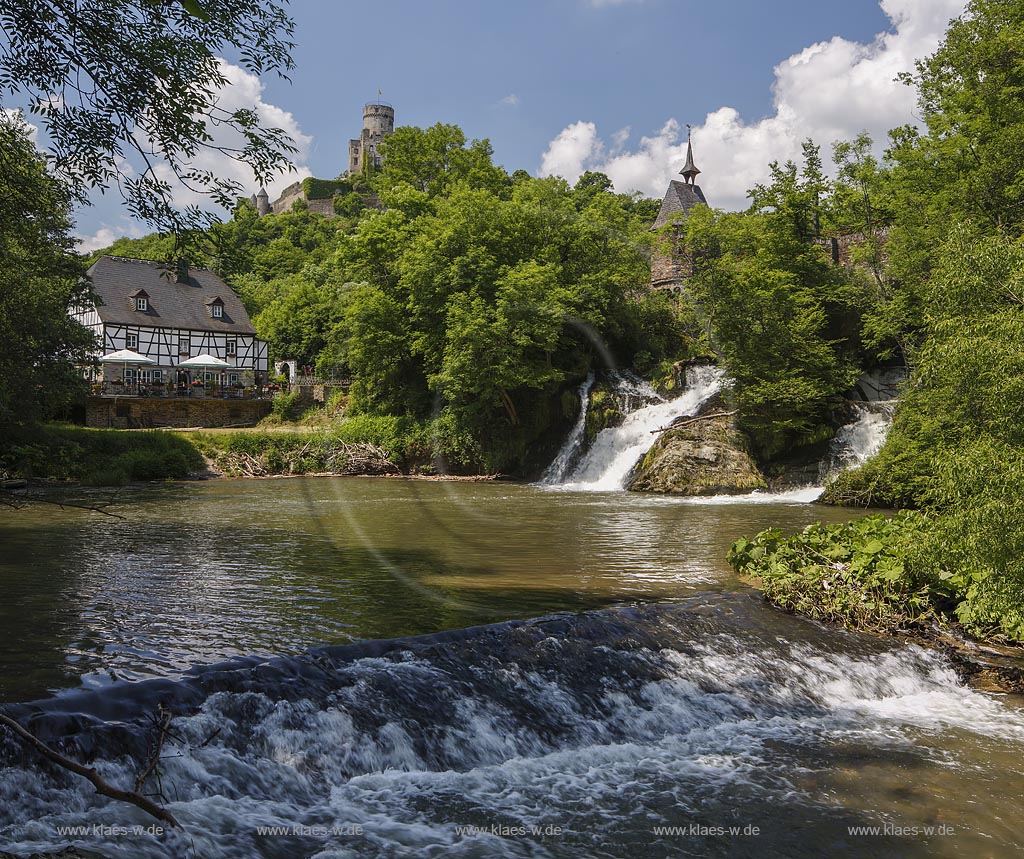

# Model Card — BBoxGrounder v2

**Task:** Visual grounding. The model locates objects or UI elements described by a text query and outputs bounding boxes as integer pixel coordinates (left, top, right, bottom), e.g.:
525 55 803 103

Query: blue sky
271 0 888 178
57 0 965 249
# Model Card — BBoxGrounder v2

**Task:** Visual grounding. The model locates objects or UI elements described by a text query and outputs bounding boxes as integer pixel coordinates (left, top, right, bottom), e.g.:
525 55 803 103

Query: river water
1 477 1023 858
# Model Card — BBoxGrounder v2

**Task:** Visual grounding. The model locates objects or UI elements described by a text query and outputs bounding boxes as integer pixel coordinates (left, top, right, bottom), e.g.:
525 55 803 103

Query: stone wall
268 185 345 219
86 397 272 429
651 249 687 291
270 181 306 215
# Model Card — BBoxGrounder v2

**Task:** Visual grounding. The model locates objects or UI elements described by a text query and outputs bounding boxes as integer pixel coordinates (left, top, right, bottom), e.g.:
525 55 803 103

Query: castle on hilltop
250 100 396 218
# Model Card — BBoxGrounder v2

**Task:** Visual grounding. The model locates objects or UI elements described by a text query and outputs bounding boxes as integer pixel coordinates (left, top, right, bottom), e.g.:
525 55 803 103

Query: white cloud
610 126 631 153
540 120 603 182
540 0 966 210
588 0 645 7
76 221 149 253
500 93 521 107
149 59 313 209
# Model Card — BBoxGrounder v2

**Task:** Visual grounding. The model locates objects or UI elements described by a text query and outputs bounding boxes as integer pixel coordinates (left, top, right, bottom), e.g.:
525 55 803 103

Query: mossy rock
628 412 767 495
584 386 624 442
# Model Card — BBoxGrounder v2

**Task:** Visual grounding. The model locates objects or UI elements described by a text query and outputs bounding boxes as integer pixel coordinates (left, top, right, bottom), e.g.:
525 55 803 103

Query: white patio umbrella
178 354 231 385
98 349 155 385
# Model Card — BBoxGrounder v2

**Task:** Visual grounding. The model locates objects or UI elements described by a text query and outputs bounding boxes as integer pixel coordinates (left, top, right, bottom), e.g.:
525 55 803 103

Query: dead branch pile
215 439 401 478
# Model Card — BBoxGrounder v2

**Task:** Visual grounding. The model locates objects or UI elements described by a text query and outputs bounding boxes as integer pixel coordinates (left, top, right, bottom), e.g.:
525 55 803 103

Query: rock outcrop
627 395 767 495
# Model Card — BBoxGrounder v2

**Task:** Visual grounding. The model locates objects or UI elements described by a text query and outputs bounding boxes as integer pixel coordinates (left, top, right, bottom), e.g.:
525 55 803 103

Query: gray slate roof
652 180 708 229
87 256 257 335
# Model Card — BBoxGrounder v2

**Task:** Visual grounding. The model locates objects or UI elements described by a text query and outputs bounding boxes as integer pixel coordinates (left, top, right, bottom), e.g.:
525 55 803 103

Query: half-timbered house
74 256 269 388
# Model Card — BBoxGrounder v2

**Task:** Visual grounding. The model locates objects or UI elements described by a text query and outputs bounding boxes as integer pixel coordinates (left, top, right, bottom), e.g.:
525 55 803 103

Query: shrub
729 513 941 634
271 391 304 422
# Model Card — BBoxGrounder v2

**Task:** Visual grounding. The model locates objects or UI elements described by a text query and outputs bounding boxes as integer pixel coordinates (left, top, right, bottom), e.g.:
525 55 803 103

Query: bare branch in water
0 487 127 519
0 713 181 829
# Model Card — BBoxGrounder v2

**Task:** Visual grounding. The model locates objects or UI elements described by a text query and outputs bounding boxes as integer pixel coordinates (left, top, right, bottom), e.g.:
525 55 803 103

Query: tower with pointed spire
650 127 710 291
680 135 701 185
255 187 270 217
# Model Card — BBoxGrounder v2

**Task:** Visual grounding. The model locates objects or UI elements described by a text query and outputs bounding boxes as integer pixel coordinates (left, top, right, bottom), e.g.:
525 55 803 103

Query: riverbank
0 420 494 486
728 514 1024 689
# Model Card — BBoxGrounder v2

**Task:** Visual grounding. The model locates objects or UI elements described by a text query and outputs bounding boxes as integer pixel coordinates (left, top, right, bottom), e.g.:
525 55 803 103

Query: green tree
374 123 509 198
0 112 95 426
682 150 864 461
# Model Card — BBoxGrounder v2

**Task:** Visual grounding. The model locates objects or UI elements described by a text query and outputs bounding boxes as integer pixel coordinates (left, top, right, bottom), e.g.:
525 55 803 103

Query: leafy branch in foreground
0 0 297 233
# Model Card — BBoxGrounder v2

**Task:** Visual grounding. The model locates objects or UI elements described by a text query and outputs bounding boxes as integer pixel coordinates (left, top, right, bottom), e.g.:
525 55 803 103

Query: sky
52 0 967 251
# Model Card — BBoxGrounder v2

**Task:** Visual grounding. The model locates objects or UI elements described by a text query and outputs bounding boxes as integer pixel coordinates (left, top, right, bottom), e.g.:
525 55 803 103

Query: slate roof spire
680 125 700 185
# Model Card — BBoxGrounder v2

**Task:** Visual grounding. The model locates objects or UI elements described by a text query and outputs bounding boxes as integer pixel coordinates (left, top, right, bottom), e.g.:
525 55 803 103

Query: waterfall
555 365 724 492
540 373 595 484
820 400 896 482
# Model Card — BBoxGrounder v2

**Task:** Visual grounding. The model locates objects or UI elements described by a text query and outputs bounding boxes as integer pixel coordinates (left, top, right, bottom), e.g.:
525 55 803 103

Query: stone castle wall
271 181 306 215
822 229 890 269
651 250 687 291
262 103 395 216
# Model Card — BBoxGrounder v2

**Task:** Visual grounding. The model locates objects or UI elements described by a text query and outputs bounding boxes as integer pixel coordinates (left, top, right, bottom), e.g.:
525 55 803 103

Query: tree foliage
0 112 94 426
0 0 297 233
677 147 865 460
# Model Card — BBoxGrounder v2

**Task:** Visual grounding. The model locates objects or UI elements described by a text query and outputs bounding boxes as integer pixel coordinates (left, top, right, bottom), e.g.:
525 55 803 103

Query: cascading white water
820 400 896 481
555 365 724 492
4 601 1024 859
540 373 595 484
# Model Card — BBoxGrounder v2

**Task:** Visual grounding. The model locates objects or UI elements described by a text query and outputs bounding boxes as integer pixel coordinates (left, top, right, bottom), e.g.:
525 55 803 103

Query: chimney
176 258 190 283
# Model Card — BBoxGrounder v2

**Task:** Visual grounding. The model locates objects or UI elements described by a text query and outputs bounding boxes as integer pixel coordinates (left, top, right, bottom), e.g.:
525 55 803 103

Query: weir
2 596 1023 858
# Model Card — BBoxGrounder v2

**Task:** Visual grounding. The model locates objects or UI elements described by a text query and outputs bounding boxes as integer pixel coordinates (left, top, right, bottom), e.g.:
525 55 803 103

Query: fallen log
651 410 737 434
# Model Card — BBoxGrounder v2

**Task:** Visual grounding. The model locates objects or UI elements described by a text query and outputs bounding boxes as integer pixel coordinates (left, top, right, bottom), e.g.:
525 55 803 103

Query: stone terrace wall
86 397 272 429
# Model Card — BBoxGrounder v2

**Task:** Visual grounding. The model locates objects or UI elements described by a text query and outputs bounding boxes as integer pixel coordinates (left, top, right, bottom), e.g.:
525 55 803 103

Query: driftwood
0 713 181 829
651 410 737 434
217 440 400 478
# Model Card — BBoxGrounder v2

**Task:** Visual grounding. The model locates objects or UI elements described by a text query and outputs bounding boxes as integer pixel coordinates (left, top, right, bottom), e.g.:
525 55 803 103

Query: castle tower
255 187 270 216
650 129 709 291
348 101 395 175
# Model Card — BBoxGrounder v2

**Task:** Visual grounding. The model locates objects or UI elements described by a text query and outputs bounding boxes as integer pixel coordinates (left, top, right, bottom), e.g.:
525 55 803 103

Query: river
1 476 1023 858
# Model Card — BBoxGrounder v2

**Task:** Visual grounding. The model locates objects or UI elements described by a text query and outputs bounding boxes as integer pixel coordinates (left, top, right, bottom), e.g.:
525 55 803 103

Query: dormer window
129 288 150 312
205 296 225 319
